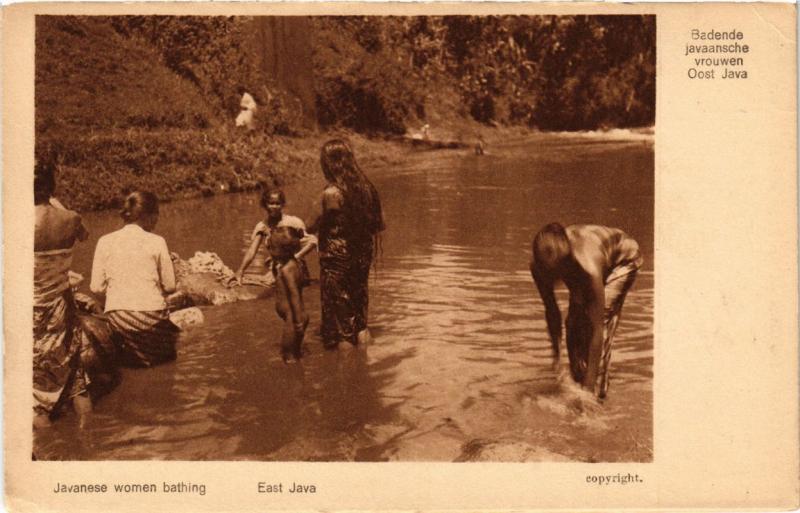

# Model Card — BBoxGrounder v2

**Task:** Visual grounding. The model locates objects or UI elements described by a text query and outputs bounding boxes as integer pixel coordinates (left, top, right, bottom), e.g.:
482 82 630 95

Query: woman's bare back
34 204 86 251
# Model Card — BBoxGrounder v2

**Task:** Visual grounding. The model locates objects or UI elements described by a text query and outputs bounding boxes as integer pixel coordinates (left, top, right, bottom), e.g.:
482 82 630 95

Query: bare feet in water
356 329 372 346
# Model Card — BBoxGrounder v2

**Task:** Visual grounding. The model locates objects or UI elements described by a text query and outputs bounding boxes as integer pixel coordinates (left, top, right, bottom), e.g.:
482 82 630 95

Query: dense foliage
312 15 654 131
49 15 654 134
35 17 214 134
35 15 655 210
105 16 303 135
314 17 426 135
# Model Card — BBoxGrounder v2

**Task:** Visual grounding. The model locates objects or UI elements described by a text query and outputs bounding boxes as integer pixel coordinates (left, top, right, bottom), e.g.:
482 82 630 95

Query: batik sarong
33 249 88 417
107 310 178 367
320 238 373 348
566 253 643 397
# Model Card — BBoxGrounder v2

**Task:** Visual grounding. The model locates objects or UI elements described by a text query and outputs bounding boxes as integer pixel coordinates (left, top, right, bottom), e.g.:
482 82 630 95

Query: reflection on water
36 134 653 462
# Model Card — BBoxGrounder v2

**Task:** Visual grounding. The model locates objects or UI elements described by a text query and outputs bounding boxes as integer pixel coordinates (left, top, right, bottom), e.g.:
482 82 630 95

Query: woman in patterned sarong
308 140 385 349
90 191 179 367
33 156 92 425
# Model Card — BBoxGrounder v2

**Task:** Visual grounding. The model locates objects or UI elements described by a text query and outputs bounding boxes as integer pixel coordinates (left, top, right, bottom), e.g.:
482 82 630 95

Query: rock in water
178 272 272 305
172 251 274 306
456 439 572 462
170 307 205 329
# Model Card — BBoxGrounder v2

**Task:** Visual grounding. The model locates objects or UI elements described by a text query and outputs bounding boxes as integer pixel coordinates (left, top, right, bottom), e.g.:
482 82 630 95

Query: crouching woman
90 191 179 367
33 155 92 425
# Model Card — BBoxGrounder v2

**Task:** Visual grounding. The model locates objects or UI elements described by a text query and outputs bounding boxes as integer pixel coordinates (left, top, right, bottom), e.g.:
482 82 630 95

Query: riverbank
51 127 408 212
54 125 653 213
51 125 463 213
38 15 655 213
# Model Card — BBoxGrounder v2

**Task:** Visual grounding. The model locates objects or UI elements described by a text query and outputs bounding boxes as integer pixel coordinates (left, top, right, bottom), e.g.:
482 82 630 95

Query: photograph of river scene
33 14 655 462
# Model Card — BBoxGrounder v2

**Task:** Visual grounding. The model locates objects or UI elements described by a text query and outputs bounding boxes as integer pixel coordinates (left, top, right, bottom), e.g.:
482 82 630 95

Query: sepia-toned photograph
31 14 655 462
6 1 800 511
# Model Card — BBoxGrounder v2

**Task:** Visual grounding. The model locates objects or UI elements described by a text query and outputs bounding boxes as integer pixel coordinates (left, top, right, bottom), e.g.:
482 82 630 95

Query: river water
35 133 653 462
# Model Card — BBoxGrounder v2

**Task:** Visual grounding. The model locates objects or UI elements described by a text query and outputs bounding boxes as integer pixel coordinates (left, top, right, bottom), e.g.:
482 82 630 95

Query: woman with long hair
90 191 179 367
309 139 385 349
33 154 92 425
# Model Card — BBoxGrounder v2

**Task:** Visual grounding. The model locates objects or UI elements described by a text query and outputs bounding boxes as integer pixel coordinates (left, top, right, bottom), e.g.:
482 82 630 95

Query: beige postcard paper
3 2 797 512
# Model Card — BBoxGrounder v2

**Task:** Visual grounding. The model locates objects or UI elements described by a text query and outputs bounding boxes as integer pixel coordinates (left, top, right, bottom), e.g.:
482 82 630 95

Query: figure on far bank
235 87 258 131
530 223 642 399
308 139 385 350
475 135 485 155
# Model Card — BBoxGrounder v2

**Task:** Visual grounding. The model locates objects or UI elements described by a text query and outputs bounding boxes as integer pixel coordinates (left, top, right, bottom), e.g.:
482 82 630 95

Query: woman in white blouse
90 191 179 367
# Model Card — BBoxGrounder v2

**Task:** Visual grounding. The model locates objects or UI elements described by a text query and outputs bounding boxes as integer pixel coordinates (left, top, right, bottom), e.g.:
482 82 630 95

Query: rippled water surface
36 134 654 461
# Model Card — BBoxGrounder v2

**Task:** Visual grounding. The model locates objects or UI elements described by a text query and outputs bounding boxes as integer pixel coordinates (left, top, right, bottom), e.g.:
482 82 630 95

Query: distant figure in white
410 124 430 141
235 89 257 131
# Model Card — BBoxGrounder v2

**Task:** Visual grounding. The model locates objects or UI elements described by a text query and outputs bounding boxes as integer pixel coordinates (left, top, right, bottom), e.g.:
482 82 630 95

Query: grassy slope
37 17 240 211
34 19 370 211
36 18 215 134
34 17 518 212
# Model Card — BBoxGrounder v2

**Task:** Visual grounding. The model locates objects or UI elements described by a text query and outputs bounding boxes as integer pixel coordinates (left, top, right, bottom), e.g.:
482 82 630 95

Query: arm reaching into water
532 264 563 370
581 273 606 392
567 225 624 393
233 232 265 285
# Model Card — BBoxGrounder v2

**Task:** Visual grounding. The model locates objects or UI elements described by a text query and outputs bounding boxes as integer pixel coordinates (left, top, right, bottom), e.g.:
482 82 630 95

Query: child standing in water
269 226 309 362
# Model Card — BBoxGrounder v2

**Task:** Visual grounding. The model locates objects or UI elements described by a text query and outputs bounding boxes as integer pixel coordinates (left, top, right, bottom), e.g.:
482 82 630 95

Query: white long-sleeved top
240 92 257 112
90 224 176 312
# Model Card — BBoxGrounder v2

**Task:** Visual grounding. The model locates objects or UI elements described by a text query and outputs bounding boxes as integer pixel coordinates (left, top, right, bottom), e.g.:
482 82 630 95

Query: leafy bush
313 17 426 135
394 15 655 130
525 16 656 130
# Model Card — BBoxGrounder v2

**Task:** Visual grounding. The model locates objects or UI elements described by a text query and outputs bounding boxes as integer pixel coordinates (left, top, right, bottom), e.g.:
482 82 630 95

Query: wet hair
34 154 57 205
320 139 385 240
532 223 571 276
120 191 159 223
268 225 302 262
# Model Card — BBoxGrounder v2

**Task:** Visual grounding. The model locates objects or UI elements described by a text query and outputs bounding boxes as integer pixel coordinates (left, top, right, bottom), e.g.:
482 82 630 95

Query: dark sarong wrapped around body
74 301 121 399
107 310 178 367
33 249 88 417
320 236 373 347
